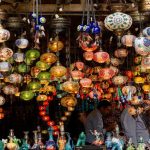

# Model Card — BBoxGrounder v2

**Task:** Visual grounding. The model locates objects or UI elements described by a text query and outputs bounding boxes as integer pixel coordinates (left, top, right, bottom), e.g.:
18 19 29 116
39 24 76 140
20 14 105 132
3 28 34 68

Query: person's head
97 100 112 116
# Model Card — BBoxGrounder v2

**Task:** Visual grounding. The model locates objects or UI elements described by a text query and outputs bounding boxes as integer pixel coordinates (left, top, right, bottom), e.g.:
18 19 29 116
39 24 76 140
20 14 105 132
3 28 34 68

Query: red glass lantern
71 70 84 80
93 51 110 63
0 113 4 119
75 61 84 70
125 70 133 79
39 106 46 111
80 78 92 88
99 68 115 80
83 51 94 61
39 111 46 116
47 121 55 126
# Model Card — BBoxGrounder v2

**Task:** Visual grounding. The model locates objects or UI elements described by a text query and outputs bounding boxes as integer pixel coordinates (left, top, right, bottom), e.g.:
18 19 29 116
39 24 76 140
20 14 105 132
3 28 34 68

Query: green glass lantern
18 63 30 73
24 57 33 65
25 49 40 60
36 61 50 71
37 72 50 81
27 81 41 91
20 91 35 101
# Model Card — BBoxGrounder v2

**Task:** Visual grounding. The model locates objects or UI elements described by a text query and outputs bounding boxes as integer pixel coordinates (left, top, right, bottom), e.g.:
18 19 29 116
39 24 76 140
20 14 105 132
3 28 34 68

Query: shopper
85 100 116 145
121 103 150 147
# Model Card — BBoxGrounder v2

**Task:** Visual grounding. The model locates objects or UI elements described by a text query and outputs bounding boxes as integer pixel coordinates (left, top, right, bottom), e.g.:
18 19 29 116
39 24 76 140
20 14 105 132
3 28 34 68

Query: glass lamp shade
143 27 150 37
37 72 50 81
8 73 23 84
13 52 25 63
122 85 137 96
93 51 110 63
26 49 40 60
50 63 67 78
27 81 41 91
0 24 10 43
62 80 79 94
134 76 145 84
134 37 150 54
31 66 41 77
20 91 35 101
121 33 136 47
0 95 5 106
80 78 92 88
83 51 94 61
15 38 29 49
0 62 12 72
36 94 47 101
61 95 77 107
0 47 13 61
114 49 128 58
112 75 128 85
36 61 50 71
99 68 115 80
71 70 84 80
3 85 18 95
40 53 57 65
75 61 84 70
142 84 150 93
104 12 132 32
48 40 64 52
110 58 121 67
18 63 30 73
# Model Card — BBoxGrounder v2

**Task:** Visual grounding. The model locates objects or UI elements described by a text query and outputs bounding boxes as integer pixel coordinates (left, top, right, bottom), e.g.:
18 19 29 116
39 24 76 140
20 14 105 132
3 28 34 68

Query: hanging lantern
99 68 115 80
20 91 35 101
36 61 50 71
80 78 92 88
0 95 5 106
8 73 23 84
3 85 18 95
110 58 121 67
0 47 13 61
18 63 30 73
83 51 94 61
13 52 25 63
134 76 145 84
0 62 12 72
108 87 116 93
121 32 136 47
28 81 41 91
37 94 47 101
112 75 128 85
62 80 79 94
0 24 10 43
40 53 57 65
50 62 67 78
61 95 77 107
138 0 150 12
125 70 133 79
15 38 29 49
141 55 150 69
134 36 150 54
37 72 50 82
122 86 137 96
26 49 40 60
110 66 119 75
143 27 150 37
93 51 110 63
104 12 132 36
142 84 150 94
31 66 41 77
48 38 64 52
114 49 128 58
71 70 84 80
75 61 84 70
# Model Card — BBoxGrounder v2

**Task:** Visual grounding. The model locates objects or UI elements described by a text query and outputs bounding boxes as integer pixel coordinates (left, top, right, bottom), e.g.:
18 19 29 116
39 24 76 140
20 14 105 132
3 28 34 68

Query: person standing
85 100 116 145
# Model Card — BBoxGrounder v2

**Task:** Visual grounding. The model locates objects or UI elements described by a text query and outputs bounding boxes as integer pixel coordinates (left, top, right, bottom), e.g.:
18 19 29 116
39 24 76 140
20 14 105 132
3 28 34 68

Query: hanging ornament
83 51 94 61
0 47 13 61
20 91 35 101
0 23 10 43
8 73 23 84
0 95 5 106
15 38 29 49
99 68 115 80
80 78 92 88
3 85 18 95
93 51 110 63
141 54 150 69
112 75 128 85
0 62 12 72
114 49 128 58
36 61 50 71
